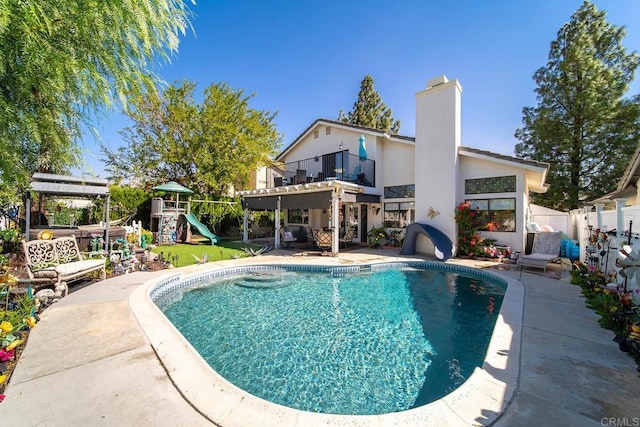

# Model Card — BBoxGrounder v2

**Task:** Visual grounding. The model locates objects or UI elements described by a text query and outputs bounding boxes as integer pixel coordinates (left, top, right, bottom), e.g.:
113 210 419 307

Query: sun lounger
517 231 563 279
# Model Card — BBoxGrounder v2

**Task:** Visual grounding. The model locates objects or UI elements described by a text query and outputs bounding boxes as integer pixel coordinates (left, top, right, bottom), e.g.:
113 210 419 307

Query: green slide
180 213 221 245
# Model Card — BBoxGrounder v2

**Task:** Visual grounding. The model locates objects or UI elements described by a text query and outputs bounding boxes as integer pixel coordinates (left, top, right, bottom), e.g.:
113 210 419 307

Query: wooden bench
22 236 106 292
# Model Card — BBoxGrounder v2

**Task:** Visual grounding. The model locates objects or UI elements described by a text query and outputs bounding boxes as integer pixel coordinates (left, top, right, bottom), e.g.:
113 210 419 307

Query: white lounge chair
517 231 563 278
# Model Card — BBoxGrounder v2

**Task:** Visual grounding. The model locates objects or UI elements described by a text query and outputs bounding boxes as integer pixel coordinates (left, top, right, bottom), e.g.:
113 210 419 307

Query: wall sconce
339 143 343 150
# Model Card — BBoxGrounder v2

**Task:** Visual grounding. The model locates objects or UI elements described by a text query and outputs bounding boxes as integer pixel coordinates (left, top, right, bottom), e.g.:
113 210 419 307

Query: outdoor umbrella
152 181 194 216
359 134 367 160
354 135 368 181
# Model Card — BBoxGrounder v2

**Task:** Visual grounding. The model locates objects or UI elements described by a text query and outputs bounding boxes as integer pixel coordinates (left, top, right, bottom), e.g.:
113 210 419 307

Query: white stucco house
238 75 550 257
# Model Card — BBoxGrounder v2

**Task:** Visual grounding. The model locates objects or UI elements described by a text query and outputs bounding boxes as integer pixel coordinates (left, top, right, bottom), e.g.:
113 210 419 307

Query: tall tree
0 0 193 201
515 1 640 210
338 74 401 134
102 80 282 195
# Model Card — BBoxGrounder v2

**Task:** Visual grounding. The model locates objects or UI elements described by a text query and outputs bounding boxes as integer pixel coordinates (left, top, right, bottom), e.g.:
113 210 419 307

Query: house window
466 198 516 232
287 209 309 224
383 202 415 228
384 185 415 198
313 130 319 138
465 175 516 194
326 126 331 135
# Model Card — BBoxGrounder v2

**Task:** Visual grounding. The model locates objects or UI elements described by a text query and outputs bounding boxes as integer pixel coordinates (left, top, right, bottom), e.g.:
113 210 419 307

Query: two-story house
238 75 550 257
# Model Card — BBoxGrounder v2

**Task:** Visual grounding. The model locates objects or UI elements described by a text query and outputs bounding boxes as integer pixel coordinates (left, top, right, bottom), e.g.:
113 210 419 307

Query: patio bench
22 235 106 292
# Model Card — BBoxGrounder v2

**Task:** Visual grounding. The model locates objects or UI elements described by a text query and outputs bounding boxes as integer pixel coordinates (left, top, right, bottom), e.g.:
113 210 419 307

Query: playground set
150 181 221 246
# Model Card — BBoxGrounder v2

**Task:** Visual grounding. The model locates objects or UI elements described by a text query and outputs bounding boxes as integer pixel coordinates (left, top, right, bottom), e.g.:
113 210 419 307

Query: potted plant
367 227 389 248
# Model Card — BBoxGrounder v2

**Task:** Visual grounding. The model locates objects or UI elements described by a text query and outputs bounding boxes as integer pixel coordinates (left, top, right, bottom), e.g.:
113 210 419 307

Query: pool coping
129 256 523 426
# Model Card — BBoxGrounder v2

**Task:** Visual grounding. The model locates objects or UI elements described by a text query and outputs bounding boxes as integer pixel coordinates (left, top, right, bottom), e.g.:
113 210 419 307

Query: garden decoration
567 221 640 371
617 244 640 305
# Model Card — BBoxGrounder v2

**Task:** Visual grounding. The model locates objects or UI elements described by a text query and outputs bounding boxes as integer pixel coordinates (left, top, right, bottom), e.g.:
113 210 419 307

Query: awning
242 191 333 210
342 193 380 203
30 173 109 197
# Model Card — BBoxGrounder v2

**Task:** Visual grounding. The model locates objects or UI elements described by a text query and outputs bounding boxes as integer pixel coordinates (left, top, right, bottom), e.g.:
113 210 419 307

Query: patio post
614 197 628 242
25 193 31 242
331 190 340 255
243 208 249 242
105 194 110 254
594 202 605 229
275 196 281 248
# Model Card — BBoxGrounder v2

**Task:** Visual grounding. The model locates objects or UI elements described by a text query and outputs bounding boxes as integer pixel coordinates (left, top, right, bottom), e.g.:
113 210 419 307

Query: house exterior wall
254 165 268 190
631 177 640 205
379 140 414 189
282 125 378 165
459 155 528 252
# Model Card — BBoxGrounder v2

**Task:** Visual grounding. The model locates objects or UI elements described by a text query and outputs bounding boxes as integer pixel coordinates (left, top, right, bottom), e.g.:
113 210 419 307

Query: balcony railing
268 152 375 188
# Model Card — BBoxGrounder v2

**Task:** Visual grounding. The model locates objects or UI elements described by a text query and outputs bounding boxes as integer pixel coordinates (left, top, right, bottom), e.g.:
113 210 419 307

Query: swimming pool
156 265 505 415
132 257 523 425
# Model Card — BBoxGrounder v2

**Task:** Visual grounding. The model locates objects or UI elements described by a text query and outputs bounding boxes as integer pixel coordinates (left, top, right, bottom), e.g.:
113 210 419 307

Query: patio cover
26 173 111 244
30 173 109 197
241 189 380 211
242 191 333 210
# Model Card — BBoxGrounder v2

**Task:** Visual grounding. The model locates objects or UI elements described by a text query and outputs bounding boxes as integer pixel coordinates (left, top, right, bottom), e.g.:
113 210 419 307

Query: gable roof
276 118 414 161
458 146 550 193
458 147 550 170
616 144 640 192
583 144 639 204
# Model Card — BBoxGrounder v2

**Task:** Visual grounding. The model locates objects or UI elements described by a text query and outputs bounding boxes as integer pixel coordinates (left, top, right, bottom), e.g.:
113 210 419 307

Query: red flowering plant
455 201 485 256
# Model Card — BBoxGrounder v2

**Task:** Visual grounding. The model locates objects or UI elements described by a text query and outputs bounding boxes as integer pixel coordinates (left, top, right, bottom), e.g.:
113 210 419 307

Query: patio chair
279 228 297 248
517 231 563 279
316 230 332 254
295 169 307 184
339 228 354 248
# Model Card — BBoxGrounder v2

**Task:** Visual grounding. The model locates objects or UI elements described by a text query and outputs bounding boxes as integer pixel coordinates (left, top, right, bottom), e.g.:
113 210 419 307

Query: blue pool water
157 265 506 415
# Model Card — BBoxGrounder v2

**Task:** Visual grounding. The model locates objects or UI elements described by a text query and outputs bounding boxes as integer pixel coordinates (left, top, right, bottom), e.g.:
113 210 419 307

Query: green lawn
150 241 264 267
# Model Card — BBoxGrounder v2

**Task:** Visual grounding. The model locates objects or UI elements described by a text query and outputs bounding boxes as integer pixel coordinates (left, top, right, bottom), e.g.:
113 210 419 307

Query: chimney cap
427 75 449 88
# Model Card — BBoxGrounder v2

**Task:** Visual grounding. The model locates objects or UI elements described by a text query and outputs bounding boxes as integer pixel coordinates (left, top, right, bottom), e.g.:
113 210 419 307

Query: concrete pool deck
1 248 638 426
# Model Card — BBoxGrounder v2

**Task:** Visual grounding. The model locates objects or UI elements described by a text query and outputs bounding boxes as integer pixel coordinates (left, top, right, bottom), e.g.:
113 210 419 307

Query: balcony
269 152 375 188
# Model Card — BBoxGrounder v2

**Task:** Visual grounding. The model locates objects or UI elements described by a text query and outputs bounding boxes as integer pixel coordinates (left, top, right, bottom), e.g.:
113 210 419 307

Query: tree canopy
515 1 640 210
102 80 282 195
0 0 193 203
338 74 401 134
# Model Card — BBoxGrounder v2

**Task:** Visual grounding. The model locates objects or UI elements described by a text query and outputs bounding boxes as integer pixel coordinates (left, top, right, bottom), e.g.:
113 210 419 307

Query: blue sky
82 0 640 178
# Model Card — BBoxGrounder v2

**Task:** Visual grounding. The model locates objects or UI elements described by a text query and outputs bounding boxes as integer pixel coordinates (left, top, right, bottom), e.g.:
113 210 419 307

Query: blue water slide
399 223 456 261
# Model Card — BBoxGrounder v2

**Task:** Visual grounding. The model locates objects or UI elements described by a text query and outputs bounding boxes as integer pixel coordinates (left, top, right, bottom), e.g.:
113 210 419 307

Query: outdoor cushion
532 231 563 255
54 259 105 276
519 253 558 261
32 267 58 279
